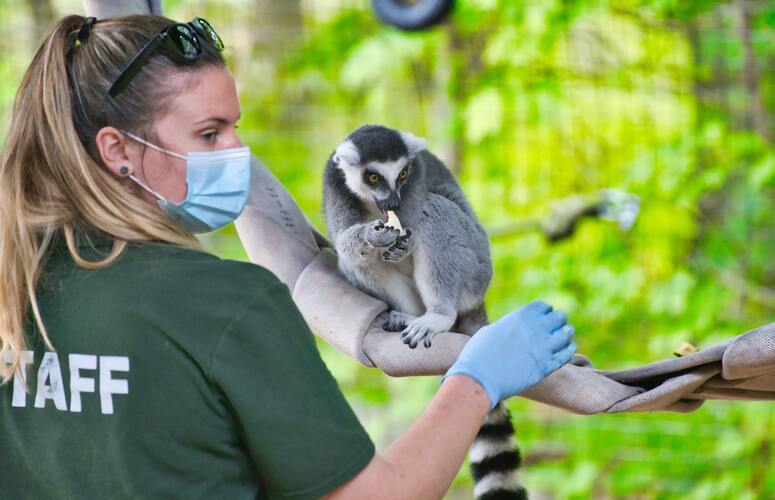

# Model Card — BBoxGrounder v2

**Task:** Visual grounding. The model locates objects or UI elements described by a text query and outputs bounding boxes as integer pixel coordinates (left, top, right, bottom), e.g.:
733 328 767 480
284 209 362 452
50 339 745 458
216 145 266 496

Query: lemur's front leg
401 244 458 348
382 311 418 332
334 220 415 309
334 219 400 264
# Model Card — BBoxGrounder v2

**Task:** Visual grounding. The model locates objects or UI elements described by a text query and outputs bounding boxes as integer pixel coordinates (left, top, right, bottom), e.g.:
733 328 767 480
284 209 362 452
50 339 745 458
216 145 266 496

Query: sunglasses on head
107 17 224 98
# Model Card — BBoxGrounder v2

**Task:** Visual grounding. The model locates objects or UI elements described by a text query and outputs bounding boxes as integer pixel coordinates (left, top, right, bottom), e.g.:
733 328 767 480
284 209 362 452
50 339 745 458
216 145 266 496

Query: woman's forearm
382 374 492 498
325 374 490 500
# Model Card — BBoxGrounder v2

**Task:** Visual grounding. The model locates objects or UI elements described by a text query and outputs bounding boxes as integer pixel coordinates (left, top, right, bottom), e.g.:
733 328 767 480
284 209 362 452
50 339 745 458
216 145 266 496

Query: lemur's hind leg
455 303 489 336
382 311 417 332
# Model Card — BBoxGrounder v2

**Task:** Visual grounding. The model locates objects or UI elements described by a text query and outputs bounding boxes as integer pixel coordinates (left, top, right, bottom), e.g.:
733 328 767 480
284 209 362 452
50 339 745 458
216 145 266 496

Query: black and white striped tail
469 402 527 500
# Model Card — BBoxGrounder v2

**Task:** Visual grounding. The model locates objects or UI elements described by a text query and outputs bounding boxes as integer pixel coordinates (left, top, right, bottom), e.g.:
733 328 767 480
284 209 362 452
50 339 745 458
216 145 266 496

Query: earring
120 166 129 175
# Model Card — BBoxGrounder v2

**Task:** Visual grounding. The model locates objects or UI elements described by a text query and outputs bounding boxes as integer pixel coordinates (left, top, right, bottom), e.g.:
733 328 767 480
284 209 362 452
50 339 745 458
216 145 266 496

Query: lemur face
333 125 426 215
336 150 410 214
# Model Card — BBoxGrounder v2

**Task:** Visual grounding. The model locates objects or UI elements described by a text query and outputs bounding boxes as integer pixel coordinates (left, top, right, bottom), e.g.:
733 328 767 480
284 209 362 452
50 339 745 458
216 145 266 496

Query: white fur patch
400 131 427 155
336 160 374 203
469 436 517 463
368 159 408 191
379 266 424 316
472 472 523 498
485 402 511 423
334 139 360 165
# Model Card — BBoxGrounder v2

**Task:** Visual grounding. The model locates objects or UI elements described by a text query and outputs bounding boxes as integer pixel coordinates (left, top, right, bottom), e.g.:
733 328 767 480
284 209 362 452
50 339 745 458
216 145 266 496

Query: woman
0 15 576 499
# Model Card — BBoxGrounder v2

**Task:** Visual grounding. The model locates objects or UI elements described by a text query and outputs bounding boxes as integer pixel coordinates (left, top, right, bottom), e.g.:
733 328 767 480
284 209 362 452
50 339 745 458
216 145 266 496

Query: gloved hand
442 300 576 409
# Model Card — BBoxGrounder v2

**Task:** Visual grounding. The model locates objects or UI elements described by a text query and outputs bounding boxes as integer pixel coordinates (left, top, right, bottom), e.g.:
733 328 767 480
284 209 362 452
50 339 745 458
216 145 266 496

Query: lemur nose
383 190 401 211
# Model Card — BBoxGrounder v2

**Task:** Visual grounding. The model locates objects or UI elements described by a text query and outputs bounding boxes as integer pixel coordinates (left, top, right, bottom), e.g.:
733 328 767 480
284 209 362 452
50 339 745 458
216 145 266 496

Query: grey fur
323 125 493 348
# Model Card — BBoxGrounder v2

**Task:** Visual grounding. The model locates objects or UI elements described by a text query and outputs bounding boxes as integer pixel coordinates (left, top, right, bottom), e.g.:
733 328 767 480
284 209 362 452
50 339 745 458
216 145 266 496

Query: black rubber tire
371 0 454 31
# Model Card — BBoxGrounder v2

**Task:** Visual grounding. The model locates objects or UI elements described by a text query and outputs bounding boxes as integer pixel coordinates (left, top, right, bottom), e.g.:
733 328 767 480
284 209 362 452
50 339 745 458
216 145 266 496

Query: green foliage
1 0 773 497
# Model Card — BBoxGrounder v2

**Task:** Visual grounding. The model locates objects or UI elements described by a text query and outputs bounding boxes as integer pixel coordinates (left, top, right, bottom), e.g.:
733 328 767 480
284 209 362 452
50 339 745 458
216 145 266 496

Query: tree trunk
253 0 303 58
739 0 771 143
27 0 55 42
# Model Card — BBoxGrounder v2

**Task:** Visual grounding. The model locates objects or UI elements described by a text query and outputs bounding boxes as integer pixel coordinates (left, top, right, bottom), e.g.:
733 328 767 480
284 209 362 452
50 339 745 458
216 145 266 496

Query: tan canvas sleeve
82 0 162 18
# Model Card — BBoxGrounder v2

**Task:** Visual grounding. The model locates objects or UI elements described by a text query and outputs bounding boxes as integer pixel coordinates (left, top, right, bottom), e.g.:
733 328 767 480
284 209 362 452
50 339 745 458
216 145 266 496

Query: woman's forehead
167 66 240 124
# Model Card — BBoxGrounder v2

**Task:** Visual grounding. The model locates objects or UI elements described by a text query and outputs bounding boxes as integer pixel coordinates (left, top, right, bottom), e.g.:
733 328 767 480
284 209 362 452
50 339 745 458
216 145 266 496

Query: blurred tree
26 0 55 41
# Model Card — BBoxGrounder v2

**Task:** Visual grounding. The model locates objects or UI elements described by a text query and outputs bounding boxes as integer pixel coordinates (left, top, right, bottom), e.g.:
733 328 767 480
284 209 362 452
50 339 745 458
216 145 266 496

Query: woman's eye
201 131 218 142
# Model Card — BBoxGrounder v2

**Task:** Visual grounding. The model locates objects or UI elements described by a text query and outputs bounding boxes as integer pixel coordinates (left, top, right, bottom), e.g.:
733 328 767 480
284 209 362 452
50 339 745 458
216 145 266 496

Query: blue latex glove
442 300 576 409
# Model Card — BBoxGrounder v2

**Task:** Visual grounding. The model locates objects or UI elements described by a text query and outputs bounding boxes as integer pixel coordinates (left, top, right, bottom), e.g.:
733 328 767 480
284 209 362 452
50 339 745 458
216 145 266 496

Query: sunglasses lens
192 17 224 51
169 24 200 59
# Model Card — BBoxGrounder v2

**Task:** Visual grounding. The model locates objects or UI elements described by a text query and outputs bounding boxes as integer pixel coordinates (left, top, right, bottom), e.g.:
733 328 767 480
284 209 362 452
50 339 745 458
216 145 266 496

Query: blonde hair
0 14 226 383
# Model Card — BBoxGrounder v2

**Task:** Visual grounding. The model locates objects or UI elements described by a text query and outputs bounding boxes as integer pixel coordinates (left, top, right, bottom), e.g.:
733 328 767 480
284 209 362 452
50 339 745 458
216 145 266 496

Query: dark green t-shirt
0 234 374 499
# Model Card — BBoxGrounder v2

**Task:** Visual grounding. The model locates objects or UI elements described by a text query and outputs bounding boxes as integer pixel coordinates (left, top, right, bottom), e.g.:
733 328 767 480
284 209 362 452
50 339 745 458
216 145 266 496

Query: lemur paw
382 311 417 332
401 313 455 349
382 229 412 262
365 219 400 248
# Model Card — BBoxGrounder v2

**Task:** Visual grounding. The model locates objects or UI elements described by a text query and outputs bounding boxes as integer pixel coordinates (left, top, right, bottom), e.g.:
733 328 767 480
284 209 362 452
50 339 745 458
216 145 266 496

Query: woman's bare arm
324 374 490 500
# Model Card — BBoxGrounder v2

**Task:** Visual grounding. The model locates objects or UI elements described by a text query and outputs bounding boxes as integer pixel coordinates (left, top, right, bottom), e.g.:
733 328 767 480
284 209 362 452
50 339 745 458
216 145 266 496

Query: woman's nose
224 133 242 149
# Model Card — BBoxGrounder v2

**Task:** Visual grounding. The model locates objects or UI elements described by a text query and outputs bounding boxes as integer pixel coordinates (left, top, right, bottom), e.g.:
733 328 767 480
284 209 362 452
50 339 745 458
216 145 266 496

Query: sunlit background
1 0 774 498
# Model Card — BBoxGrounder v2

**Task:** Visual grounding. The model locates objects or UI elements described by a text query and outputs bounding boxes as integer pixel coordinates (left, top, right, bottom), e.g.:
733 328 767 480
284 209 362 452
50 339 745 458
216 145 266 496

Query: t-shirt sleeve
208 271 375 499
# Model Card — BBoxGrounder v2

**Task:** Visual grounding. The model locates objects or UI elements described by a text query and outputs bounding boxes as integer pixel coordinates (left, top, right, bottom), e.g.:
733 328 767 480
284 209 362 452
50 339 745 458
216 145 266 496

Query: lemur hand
442 300 576 409
382 229 413 262
365 220 400 248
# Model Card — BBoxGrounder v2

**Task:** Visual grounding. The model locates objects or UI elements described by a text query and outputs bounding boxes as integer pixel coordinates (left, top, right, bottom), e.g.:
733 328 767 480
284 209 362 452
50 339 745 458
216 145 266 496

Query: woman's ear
95 126 134 178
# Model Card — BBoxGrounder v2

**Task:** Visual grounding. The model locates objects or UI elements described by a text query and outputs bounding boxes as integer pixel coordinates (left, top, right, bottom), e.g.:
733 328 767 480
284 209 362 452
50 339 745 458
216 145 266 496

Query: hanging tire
371 0 454 31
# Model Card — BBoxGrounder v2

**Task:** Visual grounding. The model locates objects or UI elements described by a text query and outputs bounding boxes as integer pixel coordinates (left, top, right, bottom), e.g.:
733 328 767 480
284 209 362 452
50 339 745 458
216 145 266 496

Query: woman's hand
443 300 576 409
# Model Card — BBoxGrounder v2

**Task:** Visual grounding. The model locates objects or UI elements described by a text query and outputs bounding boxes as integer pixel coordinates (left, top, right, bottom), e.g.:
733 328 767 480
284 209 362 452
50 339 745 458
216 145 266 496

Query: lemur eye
367 174 380 184
399 169 408 179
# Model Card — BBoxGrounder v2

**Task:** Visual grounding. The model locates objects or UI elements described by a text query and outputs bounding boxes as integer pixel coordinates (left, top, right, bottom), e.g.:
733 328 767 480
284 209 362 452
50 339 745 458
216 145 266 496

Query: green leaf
465 88 504 143
748 154 775 189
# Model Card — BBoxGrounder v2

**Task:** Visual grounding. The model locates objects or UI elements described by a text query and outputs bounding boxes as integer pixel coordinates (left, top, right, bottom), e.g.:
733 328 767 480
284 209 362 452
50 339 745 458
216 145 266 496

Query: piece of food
384 210 407 235
673 341 698 357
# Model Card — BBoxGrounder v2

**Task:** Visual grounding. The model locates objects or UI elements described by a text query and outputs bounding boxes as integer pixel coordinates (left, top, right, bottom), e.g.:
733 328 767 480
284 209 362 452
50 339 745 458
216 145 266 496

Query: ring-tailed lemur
323 124 527 500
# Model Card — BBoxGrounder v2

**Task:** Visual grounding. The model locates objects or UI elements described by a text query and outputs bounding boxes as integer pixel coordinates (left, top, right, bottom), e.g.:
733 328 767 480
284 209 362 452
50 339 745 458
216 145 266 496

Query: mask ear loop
129 174 167 201
119 129 188 203
120 129 187 160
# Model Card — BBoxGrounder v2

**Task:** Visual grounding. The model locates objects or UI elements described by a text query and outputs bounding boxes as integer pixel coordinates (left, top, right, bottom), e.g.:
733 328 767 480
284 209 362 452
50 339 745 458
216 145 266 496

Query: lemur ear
333 140 360 166
400 131 427 156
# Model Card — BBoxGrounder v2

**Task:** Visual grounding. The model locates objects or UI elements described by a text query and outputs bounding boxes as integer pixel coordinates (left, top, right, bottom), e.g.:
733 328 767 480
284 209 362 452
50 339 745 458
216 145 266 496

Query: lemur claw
366 219 399 247
384 311 415 332
382 229 413 262
401 324 430 349
401 314 454 349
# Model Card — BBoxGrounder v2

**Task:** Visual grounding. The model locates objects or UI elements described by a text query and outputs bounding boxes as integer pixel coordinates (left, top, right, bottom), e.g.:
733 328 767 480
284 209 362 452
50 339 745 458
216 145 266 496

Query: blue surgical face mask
121 131 252 234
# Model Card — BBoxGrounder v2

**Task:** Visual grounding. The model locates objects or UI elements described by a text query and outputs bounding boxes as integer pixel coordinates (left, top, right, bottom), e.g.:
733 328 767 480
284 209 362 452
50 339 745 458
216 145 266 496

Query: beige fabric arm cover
235 158 775 414
82 0 162 18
